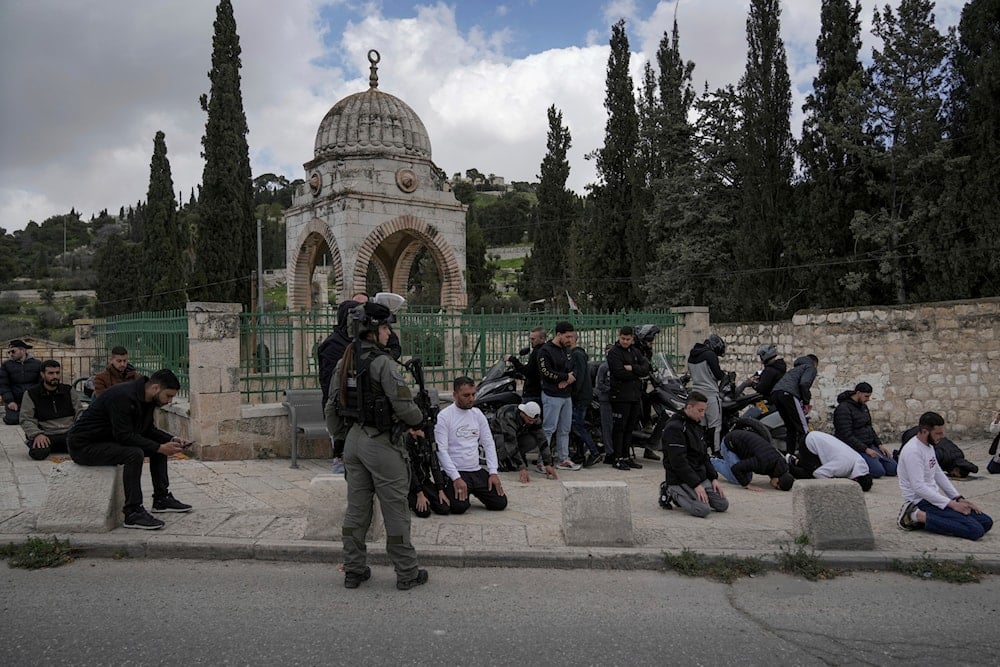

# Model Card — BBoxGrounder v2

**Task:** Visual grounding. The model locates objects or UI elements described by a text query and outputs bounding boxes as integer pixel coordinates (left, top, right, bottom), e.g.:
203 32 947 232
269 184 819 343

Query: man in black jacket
539 322 578 471
606 327 650 471
833 382 897 478
20 360 85 460
770 354 819 457
508 326 546 405
1 339 42 425
711 428 794 491
67 370 193 530
661 391 729 517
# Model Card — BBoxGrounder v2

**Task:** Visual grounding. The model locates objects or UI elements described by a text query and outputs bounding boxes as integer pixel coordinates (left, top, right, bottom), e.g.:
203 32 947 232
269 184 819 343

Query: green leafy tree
582 19 641 309
141 131 188 310
465 205 493 303
735 0 796 319
476 192 533 246
521 105 575 300
94 233 143 316
192 0 255 306
451 181 477 206
849 0 949 303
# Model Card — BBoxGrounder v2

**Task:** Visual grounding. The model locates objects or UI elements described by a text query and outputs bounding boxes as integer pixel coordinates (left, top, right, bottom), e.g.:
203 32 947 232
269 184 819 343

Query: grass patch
663 548 766 584
889 554 983 584
0 536 79 570
776 543 839 581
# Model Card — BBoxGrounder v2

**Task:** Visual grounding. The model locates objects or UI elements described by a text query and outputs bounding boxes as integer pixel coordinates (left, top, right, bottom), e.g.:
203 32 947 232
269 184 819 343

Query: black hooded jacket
724 429 788 486
772 356 817 403
833 390 881 453
662 411 716 487
755 358 787 398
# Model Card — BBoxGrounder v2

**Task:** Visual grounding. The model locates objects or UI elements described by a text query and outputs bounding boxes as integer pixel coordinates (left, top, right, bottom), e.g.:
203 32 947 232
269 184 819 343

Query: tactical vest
336 349 393 432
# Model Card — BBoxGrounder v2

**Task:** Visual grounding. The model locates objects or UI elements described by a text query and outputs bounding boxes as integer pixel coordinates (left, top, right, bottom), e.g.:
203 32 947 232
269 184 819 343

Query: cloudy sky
0 0 965 233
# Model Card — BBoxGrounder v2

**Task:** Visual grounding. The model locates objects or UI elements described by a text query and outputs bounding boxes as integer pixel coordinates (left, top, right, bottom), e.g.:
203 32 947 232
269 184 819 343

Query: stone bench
303 474 383 542
561 481 633 547
792 478 875 550
36 462 125 533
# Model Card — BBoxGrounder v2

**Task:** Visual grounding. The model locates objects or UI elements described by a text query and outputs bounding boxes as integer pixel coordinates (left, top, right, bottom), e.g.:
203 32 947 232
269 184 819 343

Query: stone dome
314 86 432 161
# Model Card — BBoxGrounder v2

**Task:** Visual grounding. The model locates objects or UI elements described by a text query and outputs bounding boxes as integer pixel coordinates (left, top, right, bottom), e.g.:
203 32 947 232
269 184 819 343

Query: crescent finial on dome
368 49 380 89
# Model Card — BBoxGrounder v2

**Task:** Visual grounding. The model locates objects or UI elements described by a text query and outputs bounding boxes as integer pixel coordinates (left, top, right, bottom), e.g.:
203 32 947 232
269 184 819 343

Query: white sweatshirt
898 435 958 509
805 432 869 480
434 403 498 480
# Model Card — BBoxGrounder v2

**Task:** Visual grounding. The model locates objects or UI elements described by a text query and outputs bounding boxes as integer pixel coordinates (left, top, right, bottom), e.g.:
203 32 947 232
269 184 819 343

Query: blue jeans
542 394 573 462
711 439 742 485
861 450 897 477
917 500 993 541
571 402 599 456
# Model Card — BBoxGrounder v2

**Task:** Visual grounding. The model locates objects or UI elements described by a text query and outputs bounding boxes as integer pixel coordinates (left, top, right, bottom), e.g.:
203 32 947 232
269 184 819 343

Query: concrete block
303 474 383 542
561 481 633 547
36 462 124 533
792 479 874 550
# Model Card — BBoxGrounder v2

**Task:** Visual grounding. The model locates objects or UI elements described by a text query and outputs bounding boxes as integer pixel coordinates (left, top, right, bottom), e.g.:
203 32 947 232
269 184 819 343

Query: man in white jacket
789 431 873 491
897 412 993 540
435 377 507 513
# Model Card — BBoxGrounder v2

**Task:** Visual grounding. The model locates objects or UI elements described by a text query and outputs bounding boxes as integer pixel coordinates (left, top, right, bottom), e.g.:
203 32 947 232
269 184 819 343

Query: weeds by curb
662 549 766 584
889 554 983 584
0 536 79 570
776 543 840 581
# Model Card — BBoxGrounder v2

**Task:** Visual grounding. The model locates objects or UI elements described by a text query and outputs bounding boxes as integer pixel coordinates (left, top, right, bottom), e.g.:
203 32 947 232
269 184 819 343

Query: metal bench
282 388 328 469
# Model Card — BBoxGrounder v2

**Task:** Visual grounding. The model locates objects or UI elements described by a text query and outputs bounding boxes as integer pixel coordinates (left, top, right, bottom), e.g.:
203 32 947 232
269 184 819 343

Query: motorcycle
473 356 524 416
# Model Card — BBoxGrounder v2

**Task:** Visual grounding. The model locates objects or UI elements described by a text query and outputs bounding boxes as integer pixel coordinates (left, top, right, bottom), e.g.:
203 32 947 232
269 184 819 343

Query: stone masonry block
562 481 633 547
36 462 124 533
792 479 874 550
303 475 383 542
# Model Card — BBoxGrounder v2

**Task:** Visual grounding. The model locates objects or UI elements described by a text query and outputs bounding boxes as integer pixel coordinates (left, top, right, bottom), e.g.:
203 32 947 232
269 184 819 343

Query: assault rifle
403 358 445 488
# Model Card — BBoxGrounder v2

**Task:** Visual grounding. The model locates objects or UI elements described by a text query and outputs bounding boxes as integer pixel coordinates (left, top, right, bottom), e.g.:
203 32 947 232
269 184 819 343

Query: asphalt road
2 559 996 666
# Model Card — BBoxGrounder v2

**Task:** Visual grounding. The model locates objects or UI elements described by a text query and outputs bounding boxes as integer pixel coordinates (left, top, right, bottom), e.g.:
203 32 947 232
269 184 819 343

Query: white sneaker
556 460 581 471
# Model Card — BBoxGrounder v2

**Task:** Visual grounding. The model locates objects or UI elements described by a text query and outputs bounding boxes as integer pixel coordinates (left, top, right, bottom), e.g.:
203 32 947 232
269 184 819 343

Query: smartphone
181 441 195 449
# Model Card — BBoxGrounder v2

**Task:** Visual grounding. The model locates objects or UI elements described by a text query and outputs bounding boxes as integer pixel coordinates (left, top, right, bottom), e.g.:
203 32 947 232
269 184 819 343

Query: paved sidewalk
2 425 998 569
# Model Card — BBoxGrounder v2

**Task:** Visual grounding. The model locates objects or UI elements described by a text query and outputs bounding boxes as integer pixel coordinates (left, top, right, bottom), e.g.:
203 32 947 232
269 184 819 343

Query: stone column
670 306 710 371
187 302 244 460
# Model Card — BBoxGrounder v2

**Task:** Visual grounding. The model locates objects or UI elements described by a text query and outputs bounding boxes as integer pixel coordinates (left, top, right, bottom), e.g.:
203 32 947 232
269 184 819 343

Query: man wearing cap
834 381 897 478
489 401 559 482
1 339 42 425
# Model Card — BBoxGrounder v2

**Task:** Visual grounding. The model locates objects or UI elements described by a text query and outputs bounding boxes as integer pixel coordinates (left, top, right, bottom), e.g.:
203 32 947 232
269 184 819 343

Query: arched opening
288 219 342 311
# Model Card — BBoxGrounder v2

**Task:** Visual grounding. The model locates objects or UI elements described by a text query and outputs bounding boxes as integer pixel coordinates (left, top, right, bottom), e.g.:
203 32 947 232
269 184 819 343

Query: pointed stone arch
287 218 343 311
353 215 466 309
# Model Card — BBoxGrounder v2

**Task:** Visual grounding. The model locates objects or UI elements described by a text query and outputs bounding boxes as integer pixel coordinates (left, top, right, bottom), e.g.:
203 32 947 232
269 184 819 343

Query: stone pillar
187 302 244 459
670 306 710 371
73 318 101 377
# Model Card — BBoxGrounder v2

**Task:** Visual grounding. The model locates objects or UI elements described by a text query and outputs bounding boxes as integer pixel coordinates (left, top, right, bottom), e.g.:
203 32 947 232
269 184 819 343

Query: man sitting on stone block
710 428 795 492
67 369 193 530
435 376 507 513
788 431 873 492
896 411 993 541
21 360 86 460
489 401 559 483
661 391 729 517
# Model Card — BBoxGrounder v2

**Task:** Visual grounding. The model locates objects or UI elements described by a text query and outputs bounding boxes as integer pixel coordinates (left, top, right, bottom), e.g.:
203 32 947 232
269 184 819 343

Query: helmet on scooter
705 334 726 357
756 343 778 363
635 324 660 343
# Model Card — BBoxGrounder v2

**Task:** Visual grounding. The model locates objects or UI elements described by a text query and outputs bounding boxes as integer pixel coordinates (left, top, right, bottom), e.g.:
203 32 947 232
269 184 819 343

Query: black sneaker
642 448 661 461
124 507 165 530
897 502 919 531
583 452 602 468
344 566 372 589
612 460 631 471
625 458 643 469
397 569 429 590
151 493 193 513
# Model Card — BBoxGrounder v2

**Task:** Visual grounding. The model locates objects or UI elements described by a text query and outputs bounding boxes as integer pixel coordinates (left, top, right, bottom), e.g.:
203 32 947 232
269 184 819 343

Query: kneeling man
711 428 795 492
661 391 728 517
789 431 873 492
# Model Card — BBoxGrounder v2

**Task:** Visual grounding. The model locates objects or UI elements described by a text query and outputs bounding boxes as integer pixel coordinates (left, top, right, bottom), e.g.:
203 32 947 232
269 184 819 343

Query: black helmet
706 334 726 357
756 343 778 363
348 302 393 338
635 324 660 343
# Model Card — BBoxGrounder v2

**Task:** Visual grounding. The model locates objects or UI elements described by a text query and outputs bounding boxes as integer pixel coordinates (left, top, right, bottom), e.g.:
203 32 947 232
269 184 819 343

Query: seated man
661 391 729 517
489 401 558 483
788 431 873 491
92 345 138 396
711 428 795 492
833 382 897 477
1 339 42 425
20 360 86 460
67 369 193 530
434 377 507 513
404 433 450 518
897 411 992 541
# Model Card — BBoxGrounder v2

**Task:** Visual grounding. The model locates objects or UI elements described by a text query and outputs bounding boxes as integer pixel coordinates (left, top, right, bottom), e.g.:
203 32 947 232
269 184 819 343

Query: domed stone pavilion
283 50 467 310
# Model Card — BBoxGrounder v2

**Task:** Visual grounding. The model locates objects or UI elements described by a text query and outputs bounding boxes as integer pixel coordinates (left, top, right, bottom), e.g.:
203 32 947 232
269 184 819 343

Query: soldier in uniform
325 300 429 591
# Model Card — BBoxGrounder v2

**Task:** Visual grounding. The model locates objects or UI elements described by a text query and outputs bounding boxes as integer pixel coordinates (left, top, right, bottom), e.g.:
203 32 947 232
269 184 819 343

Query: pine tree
850 0 949 303
95 233 143 316
141 131 188 310
192 0 254 305
520 105 574 300
736 0 795 319
583 19 641 309
796 0 874 308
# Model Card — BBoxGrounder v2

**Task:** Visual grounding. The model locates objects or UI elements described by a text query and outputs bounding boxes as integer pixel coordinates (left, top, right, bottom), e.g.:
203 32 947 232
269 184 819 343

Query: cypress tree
520 105 574 301
192 0 254 305
142 131 188 310
95 233 143 316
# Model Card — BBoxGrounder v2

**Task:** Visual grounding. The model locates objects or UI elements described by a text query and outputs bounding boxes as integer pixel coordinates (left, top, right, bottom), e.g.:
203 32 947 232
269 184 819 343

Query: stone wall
712 298 1000 439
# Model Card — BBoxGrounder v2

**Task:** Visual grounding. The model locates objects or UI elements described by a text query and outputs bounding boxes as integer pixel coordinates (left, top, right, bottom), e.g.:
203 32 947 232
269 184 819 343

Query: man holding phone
68 369 193 530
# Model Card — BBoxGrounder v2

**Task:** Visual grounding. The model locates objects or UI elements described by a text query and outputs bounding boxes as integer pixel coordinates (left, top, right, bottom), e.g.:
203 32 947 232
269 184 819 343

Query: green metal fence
239 309 681 403
90 309 190 394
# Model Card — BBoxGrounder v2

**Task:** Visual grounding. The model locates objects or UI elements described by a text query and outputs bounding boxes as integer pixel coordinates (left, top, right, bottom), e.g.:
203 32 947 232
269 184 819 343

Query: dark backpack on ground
988 431 1000 475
